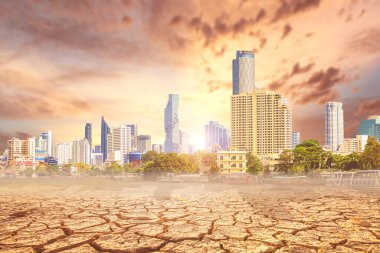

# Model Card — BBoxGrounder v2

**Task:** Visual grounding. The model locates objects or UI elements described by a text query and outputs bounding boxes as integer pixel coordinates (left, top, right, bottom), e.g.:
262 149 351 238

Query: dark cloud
281 23 292 39
272 0 321 22
255 9 267 22
0 131 31 150
121 15 133 26
170 15 183 25
206 80 230 93
348 28 380 53
356 98 380 117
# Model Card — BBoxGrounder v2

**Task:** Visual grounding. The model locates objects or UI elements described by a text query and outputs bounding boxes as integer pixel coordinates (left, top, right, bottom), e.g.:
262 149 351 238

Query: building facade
152 144 163 153
54 142 72 165
231 89 292 156
85 123 92 147
358 115 380 142
127 124 138 151
232 50 256 95
7 137 36 166
217 150 247 174
107 124 131 164
325 102 344 152
342 135 368 154
164 94 180 153
137 135 152 153
101 116 110 161
292 131 301 149
40 130 52 156
72 138 91 165
205 121 229 152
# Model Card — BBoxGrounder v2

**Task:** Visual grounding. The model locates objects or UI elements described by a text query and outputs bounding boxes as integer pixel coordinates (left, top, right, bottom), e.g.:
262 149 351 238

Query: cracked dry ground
0 179 379 253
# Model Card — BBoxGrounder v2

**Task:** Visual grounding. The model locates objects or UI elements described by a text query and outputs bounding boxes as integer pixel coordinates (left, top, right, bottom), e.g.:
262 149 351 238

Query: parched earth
0 178 379 253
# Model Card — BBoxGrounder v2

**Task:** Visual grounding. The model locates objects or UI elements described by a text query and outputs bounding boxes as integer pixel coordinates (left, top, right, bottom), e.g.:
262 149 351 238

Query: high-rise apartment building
180 131 190 154
358 115 380 142
7 137 36 165
101 116 110 161
54 142 72 165
164 94 180 153
40 130 52 156
107 124 131 164
127 124 138 151
292 131 301 149
343 135 368 154
325 102 344 152
137 135 152 153
205 121 229 152
232 50 256 95
35 135 48 162
85 123 92 147
72 138 91 165
231 89 292 156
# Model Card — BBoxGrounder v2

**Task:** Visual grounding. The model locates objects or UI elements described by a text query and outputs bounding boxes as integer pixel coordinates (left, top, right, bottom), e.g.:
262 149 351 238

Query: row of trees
276 137 380 174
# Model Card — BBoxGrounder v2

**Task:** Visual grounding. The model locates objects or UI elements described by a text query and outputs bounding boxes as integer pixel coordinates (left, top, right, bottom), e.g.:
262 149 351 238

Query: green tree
142 151 159 163
293 140 325 173
361 137 380 170
246 153 262 174
106 162 124 175
277 150 294 174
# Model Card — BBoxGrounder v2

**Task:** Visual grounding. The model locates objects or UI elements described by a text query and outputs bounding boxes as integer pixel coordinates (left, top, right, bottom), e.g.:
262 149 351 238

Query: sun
191 134 205 151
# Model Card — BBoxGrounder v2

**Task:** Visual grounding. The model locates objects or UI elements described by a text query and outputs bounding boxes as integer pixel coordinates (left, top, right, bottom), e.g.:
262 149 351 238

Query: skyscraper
107 124 131 164
358 115 380 142
164 94 180 153
127 124 138 151
54 142 72 165
292 131 301 149
231 89 292 156
137 135 152 153
325 102 344 152
101 116 110 161
152 144 163 153
232 50 255 95
7 137 36 165
180 131 190 154
85 123 92 147
40 130 52 156
205 121 229 152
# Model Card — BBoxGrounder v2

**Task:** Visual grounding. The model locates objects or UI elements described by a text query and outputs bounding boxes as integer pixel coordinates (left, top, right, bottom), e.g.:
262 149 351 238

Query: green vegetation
277 137 380 175
246 153 262 174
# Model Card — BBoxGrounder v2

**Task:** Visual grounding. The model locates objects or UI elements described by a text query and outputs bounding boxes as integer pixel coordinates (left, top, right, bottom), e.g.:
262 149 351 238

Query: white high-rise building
325 102 344 152
41 130 52 156
232 50 256 95
54 142 72 165
7 137 35 165
164 94 180 153
292 131 301 149
72 138 91 165
107 124 131 164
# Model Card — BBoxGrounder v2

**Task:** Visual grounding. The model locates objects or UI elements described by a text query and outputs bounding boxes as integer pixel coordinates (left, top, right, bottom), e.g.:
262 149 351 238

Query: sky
0 0 380 150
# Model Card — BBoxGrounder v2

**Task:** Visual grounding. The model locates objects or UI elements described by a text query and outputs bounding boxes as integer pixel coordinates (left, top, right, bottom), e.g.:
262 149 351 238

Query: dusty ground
0 178 379 253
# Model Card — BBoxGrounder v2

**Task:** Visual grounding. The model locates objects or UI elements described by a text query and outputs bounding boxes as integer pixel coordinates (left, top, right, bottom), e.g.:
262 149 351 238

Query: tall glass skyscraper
101 116 110 161
40 130 52 156
325 102 344 152
164 94 180 153
232 50 255 95
205 121 229 152
358 115 380 142
127 124 138 151
85 123 92 147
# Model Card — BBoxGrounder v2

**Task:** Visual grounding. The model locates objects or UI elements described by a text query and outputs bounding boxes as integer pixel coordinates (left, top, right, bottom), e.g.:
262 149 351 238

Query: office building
358 115 380 142
54 142 72 165
72 138 91 165
205 121 229 152
137 135 151 153
127 124 138 151
94 145 101 153
7 137 36 166
343 135 368 154
217 150 247 174
40 130 52 156
35 136 48 162
152 144 163 153
325 102 344 152
292 131 301 149
92 153 103 166
85 123 92 147
232 50 256 95
180 131 190 154
107 124 131 164
231 89 292 156
164 94 180 153
101 116 110 161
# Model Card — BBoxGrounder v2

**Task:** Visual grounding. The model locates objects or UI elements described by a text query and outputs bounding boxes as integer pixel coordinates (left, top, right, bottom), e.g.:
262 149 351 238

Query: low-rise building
342 135 368 154
217 150 247 174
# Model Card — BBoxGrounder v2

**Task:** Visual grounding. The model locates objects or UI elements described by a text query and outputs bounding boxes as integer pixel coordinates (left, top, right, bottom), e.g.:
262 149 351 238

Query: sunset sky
0 0 379 149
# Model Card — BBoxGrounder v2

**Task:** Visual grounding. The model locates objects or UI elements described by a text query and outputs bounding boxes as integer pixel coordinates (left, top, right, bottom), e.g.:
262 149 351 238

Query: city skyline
0 0 380 149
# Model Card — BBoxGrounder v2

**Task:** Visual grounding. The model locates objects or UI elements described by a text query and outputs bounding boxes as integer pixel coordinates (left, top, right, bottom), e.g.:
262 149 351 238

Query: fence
321 170 380 187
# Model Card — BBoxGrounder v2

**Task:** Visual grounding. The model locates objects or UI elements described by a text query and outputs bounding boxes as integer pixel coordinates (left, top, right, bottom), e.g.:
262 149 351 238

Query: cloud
206 80 231 93
121 15 133 27
255 9 267 22
281 23 292 39
0 131 31 150
356 98 380 117
272 0 321 22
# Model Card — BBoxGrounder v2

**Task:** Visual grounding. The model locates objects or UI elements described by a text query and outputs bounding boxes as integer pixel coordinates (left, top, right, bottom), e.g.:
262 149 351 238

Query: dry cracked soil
0 178 379 253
